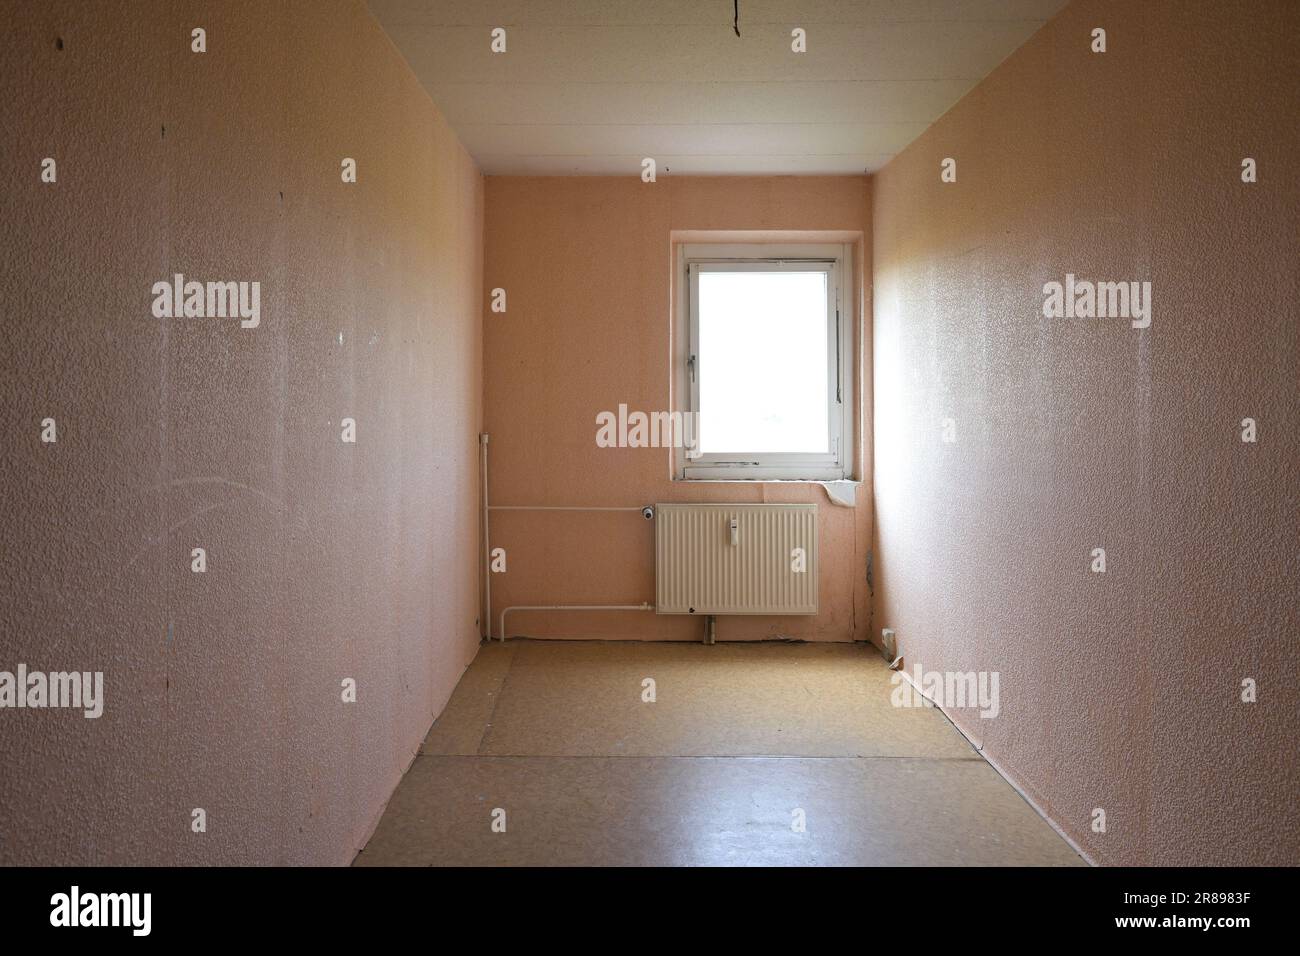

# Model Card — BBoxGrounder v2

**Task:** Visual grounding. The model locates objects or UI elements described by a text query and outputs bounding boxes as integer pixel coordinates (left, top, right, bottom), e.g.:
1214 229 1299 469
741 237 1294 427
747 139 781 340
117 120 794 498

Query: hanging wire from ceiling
733 0 741 37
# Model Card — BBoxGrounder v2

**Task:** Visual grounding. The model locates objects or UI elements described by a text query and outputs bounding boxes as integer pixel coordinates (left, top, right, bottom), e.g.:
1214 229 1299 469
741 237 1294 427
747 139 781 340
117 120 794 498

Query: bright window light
679 243 852 482
696 271 829 454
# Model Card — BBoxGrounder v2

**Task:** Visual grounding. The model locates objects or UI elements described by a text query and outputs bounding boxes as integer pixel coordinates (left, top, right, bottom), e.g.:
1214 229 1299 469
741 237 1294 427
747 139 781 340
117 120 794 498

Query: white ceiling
366 0 1070 175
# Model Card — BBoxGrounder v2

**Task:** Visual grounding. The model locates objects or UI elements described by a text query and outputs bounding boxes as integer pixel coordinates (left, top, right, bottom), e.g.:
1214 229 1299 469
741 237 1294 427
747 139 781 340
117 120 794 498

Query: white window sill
671 476 862 507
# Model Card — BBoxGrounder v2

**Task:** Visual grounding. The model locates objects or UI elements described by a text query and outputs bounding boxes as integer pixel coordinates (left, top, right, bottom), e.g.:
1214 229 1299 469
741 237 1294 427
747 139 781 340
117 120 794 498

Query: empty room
1 0 1296 933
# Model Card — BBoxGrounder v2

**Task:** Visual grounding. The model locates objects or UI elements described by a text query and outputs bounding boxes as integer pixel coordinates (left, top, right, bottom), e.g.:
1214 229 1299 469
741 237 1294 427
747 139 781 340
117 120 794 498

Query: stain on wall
483 176 872 642
871 0 1299 864
0 0 484 865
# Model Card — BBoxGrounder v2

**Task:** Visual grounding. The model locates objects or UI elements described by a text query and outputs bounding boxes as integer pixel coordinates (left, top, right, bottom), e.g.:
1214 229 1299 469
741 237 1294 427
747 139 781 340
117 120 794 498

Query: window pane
697 270 829 454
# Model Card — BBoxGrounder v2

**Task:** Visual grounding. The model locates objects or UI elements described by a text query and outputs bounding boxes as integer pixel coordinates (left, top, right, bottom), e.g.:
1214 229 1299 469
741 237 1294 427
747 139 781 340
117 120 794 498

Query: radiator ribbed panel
655 504 818 615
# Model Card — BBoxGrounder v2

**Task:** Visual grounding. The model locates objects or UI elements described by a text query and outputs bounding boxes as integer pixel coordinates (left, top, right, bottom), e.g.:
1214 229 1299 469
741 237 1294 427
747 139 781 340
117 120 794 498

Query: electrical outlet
881 628 897 659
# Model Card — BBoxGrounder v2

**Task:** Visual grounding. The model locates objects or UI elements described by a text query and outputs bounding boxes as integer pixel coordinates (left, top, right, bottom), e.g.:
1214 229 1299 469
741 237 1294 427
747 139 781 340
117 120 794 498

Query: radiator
655 504 818 615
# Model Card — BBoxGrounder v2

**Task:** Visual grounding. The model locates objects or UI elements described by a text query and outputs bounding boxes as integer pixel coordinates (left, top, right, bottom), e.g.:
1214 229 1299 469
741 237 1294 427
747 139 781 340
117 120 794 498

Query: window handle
835 307 842 403
688 354 697 384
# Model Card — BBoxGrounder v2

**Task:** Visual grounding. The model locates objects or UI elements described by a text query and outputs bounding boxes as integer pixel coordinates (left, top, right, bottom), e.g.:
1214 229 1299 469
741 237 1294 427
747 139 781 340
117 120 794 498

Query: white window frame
676 243 853 482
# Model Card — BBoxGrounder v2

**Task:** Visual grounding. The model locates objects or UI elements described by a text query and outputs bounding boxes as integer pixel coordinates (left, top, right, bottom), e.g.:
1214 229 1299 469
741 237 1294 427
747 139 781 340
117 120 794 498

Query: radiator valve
642 506 655 520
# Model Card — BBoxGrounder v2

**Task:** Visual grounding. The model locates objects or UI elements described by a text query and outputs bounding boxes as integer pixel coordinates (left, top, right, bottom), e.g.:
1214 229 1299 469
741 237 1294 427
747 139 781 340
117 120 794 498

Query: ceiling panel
367 0 1070 175
428 80 977 127
372 1 1071 27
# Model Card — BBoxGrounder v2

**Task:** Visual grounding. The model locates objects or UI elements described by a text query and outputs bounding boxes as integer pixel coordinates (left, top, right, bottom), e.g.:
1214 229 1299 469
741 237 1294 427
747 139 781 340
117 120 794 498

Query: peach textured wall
484 177 872 643
0 1 483 864
872 0 1298 865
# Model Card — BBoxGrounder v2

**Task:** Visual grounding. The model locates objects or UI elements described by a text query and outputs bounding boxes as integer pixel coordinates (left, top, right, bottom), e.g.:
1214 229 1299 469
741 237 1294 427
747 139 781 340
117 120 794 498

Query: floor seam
368 646 1081 865
473 643 519 755
413 752 985 761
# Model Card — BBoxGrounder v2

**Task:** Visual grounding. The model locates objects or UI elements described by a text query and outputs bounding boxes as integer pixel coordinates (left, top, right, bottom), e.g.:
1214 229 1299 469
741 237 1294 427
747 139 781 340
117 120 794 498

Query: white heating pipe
480 434 490 640
489 506 647 512
499 603 654 644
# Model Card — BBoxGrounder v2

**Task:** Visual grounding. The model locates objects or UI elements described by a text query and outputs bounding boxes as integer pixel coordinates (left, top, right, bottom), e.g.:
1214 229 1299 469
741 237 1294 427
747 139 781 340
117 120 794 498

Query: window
676 243 853 481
